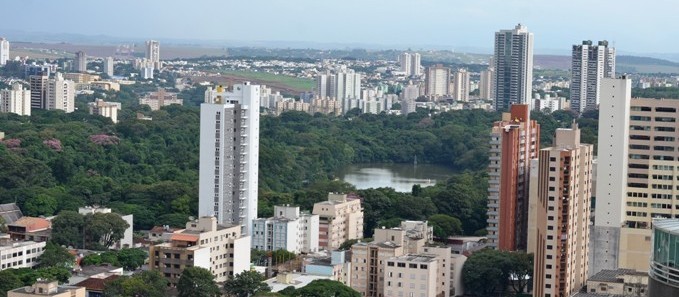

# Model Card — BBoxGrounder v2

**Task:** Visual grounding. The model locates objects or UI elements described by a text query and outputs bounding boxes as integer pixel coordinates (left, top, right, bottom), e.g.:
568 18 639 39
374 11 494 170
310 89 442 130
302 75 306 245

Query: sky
1 0 675 54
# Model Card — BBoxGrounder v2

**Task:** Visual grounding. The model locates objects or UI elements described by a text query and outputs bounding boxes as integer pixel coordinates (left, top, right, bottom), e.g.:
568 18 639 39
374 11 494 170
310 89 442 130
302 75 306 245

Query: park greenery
462 249 533 297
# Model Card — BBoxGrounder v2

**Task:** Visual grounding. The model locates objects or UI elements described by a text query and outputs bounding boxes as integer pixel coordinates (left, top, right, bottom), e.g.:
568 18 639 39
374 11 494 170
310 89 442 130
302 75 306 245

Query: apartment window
656 107 677 113
630 116 651 121
409 264 417 269
387 262 394 267
397 263 406 268
655 126 676 132
629 144 650 150
655 117 676 123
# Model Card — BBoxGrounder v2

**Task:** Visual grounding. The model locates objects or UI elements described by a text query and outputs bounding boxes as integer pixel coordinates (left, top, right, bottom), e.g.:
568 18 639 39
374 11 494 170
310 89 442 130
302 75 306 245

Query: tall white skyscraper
0 83 31 116
46 73 75 113
570 40 616 113
146 40 161 69
315 70 360 113
493 24 534 111
103 57 114 77
399 52 421 76
451 68 470 101
0 38 9 66
200 83 260 235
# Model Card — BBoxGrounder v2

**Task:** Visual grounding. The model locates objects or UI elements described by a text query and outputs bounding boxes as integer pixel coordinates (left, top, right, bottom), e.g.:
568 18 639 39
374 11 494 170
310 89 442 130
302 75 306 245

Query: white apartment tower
0 83 31 116
591 77 631 275
0 38 9 65
479 67 495 100
493 24 534 111
400 52 421 76
200 83 260 235
88 99 121 123
146 40 161 69
452 68 470 101
570 40 616 113
46 73 75 113
103 56 114 77
425 64 450 98
251 205 320 254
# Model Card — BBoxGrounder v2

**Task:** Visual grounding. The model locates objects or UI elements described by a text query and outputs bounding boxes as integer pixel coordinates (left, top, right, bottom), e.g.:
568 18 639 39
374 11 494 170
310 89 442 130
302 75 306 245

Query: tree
23 193 58 217
38 242 74 268
177 267 221 297
84 212 130 250
51 210 85 248
0 270 23 297
291 279 360 297
462 249 533 297
428 214 462 240
116 248 147 271
508 252 533 294
224 270 270 297
103 270 167 297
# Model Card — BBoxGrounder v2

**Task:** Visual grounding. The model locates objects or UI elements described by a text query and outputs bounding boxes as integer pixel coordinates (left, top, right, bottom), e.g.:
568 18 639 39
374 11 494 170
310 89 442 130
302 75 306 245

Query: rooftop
74 275 119 291
653 218 679 234
9 216 51 231
588 268 646 283
0 203 22 224
390 254 437 263
264 273 332 292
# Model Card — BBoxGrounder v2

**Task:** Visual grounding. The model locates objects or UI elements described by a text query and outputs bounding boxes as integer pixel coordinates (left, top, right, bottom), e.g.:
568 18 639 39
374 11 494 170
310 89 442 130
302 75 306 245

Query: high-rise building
103 56 114 77
251 205 319 254
29 75 48 109
592 76 679 274
486 104 540 251
312 193 364 250
200 83 260 235
528 123 592 297
0 83 31 116
0 38 9 66
46 73 75 113
315 70 360 113
148 216 250 285
425 64 450 98
451 68 470 101
570 40 616 113
399 52 411 74
399 52 421 76
145 40 161 69
74 51 87 73
88 99 121 123
493 24 534 111
479 67 495 100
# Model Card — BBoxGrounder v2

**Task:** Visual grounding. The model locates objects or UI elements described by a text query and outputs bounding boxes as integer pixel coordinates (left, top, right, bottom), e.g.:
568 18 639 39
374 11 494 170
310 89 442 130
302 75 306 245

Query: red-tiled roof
171 233 199 242
9 217 51 231
75 275 119 291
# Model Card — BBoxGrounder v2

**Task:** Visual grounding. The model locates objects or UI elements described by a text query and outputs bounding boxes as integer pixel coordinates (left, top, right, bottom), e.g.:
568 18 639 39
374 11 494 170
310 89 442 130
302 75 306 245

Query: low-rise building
139 88 182 111
351 241 404 297
312 193 364 250
252 205 319 254
8 280 85 297
78 207 132 249
303 250 351 285
384 254 442 297
87 99 121 123
574 269 648 297
0 233 46 270
149 216 250 285
147 225 183 243
7 217 51 242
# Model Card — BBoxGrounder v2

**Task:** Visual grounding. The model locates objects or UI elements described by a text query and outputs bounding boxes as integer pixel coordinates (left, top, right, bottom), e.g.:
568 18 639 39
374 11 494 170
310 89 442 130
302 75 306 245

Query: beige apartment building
351 241 404 297
352 226 462 297
149 216 250 285
312 193 364 250
8 280 85 297
528 123 592 297
592 77 679 275
139 88 182 111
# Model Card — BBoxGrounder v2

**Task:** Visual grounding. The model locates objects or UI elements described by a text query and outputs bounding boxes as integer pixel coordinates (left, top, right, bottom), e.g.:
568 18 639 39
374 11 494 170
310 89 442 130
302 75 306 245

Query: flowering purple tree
43 138 63 152
89 134 120 146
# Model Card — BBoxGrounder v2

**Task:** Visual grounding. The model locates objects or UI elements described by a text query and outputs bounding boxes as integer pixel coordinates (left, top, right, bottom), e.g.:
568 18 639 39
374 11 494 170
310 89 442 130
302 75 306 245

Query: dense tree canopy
177 267 221 297
224 270 271 297
462 249 533 296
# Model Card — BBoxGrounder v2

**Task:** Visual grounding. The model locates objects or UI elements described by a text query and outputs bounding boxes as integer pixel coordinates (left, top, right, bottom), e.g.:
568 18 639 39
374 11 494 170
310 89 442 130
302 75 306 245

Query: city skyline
1 0 677 55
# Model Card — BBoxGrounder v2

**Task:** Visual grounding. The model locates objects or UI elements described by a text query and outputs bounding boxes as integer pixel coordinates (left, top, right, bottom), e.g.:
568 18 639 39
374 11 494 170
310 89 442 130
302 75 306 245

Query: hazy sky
2 0 674 54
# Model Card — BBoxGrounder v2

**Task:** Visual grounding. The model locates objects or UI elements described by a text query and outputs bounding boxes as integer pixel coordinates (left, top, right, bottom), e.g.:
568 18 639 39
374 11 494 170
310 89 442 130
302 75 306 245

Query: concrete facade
148 216 250 284
139 88 182 111
312 193 363 250
199 83 260 235
493 24 534 111
0 83 31 116
251 205 319 254
486 104 540 251
8 280 85 297
425 64 450 98
570 40 616 113
87 99 121 123
0 234 45 270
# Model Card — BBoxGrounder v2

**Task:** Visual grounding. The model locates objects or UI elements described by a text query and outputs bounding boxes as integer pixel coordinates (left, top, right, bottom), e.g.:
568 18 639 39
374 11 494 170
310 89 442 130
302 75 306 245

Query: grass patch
219 70 314 91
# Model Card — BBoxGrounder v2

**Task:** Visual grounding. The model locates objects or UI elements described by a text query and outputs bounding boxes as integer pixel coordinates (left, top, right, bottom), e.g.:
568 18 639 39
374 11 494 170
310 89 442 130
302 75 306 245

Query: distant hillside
617 55 679 74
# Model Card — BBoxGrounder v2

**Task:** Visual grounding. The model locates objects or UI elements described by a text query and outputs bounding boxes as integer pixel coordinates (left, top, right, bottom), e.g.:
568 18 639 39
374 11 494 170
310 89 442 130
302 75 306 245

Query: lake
334 163 457 192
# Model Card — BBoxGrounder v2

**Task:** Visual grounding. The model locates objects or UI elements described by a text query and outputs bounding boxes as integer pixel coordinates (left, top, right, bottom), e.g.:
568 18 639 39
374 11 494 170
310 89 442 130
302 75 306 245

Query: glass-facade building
649 219 679 296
